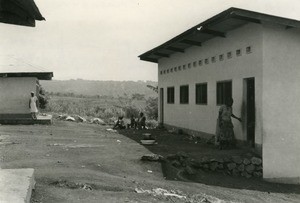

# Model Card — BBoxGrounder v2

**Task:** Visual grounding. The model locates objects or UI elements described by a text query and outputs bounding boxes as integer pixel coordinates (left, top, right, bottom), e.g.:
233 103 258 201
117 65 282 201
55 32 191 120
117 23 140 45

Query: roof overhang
139 7 300 63
0 0 45 27
0 72 53 80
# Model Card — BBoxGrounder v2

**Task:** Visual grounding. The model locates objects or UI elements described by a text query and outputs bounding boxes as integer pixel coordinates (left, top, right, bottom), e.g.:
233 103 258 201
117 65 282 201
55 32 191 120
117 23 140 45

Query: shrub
144 97 158 120
123 105 140 118
38 86 49 109
146 119 158 129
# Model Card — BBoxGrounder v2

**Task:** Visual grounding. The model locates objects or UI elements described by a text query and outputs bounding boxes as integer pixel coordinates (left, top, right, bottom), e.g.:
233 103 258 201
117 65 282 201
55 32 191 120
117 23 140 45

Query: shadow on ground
118 128 300 195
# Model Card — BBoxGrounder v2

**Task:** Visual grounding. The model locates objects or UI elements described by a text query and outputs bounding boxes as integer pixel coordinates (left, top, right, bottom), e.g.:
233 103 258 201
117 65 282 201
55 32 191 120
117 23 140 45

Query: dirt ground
0 120 299 203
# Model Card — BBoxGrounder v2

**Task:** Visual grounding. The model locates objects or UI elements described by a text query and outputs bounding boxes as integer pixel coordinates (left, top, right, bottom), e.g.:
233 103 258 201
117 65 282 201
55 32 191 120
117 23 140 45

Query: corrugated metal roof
0 0 45 27
139 7 300 63
0 56 53 80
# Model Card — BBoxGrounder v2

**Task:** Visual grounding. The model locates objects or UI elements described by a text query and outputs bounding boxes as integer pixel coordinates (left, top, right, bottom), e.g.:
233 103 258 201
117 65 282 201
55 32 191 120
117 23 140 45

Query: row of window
160 46 252 75
166 81 232 105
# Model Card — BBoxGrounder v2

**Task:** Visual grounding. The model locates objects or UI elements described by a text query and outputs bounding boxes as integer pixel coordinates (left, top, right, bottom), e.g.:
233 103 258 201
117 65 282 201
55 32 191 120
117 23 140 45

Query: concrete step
0 115 52 125
0 169 35 203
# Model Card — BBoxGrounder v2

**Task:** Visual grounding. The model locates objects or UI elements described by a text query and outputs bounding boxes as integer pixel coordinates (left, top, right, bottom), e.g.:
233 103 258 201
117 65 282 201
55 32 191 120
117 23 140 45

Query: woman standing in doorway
29 91 39 120
217 98 242 149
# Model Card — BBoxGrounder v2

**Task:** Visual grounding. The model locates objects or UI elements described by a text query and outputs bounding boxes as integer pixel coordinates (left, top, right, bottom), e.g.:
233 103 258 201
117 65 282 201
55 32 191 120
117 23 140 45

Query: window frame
211 56 216 63
198 60 203 66
216 80 232 106
219 54 224 61
180 85 189 104
236 49 242 56
227 52 232 59
195 83 208 105
167 86 175 104
205 58 209 64
193 61 197 67
246 46 252 54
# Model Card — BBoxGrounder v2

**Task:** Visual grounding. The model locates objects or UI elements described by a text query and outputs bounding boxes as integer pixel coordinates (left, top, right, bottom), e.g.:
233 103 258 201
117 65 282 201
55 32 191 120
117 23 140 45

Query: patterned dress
218 105 234 142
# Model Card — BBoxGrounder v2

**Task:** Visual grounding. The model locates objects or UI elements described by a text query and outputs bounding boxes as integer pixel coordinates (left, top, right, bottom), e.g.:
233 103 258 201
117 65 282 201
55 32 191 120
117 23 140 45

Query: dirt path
0 121 299 202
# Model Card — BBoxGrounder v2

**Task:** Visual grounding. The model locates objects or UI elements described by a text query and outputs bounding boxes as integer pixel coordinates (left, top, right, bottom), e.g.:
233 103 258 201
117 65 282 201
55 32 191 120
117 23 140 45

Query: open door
245 78 255 147
159 88 164 125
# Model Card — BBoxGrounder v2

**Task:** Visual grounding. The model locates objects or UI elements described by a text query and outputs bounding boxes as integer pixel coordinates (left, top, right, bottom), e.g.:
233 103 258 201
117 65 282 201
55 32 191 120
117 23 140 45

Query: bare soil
0 120 299 203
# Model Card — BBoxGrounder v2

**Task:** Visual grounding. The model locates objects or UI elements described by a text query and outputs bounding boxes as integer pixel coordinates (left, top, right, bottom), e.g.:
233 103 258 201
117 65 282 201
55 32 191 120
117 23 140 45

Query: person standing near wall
29 91 39 120
217 97 242 149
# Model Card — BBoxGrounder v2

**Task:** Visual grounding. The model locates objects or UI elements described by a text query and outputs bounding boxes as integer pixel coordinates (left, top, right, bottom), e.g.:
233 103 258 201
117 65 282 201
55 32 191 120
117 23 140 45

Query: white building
139 8 300 184
0 72 53 124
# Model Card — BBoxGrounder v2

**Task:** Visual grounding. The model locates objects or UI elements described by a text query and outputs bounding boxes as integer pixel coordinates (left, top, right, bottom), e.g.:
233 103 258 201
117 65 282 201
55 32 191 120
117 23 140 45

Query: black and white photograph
0 0 300 202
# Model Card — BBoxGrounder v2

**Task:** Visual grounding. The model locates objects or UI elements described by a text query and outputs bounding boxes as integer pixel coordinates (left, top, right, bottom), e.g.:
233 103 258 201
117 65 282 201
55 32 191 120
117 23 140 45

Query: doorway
245 78 255 147
159 88 164 125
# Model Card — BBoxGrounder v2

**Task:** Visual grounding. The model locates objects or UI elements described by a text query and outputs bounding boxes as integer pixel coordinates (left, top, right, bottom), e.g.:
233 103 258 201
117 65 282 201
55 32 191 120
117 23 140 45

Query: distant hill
40 79 158 98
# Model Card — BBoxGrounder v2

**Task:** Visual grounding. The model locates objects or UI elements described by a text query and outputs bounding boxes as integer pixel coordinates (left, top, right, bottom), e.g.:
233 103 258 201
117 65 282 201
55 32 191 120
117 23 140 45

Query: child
137 112 146 130
113 116 126 129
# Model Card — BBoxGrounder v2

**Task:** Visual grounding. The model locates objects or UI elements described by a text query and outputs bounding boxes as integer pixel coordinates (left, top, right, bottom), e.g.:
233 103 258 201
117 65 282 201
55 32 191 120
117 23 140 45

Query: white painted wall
0 77 37 114
262 24 300 184
158 23 264 145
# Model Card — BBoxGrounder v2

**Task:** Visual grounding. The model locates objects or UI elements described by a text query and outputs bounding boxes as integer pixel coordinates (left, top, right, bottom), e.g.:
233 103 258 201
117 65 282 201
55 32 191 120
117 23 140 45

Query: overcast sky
1 0 300 81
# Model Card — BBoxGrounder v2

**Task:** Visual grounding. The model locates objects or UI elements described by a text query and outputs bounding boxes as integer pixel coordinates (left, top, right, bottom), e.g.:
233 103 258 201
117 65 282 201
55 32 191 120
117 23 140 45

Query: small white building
0 72 53 124
139 8 300 184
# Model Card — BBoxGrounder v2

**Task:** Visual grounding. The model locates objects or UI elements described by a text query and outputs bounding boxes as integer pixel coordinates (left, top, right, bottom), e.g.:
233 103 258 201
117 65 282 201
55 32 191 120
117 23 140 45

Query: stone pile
141 154 164 162
166 152 263 178
57 114 106 125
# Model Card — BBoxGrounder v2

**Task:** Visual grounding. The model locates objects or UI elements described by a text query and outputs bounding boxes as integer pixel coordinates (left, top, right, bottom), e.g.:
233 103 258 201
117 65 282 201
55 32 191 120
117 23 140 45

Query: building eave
139 7 300 63
0 0 45 27
0 72 53 80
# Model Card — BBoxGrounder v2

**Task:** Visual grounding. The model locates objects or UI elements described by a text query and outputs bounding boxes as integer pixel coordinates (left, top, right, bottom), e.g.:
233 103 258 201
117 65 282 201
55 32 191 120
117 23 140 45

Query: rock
141 154 164 162
241 171 247 177
210 162 219 171
216 158 224 163
185 166 196 175
243 158 251 165
180 159 188 167
66 116 76 122
190 160 202 169
203 164 209 170
58 114 68 120
171 160 181 168
77 116 86 122
232 156 243 164
218 163 224 170
177 151 189 158
237 164 245 172
223 157 231 163
232 169 240 176
245 173 252 178
241 171 252 178
251 157 262 165
227 163 237 171
166 154 178 160
245 164 255 174
255 166 263 171
253 172 263 178
92 118 106 125
200 157 210 164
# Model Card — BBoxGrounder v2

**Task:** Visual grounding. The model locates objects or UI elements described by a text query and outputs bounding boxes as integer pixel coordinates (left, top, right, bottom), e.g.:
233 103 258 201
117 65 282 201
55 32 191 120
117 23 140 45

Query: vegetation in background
38 86 49 109
43 81 158 127
145 97 158 120
41 79 158 98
